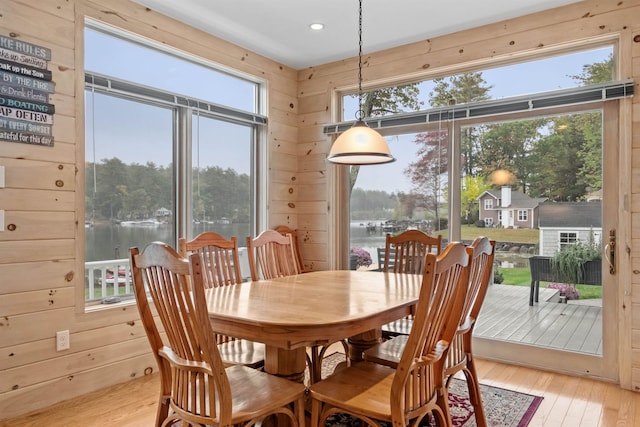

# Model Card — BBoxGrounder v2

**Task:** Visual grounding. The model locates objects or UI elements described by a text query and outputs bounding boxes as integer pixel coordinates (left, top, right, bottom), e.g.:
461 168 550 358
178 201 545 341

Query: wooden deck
474 284 602 355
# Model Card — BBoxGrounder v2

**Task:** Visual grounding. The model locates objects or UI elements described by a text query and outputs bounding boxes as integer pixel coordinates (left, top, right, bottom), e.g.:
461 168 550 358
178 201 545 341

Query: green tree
569 53 614 85
430 72 493 176
528 113 602 201
476 119 546 194
461 175 490 224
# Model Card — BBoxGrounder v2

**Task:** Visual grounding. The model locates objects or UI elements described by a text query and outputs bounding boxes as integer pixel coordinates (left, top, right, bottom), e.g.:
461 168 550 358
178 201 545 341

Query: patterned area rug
314 353 543 427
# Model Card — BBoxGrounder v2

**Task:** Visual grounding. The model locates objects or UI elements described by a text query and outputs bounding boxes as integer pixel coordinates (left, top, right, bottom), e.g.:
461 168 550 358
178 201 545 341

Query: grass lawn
440 225 539 244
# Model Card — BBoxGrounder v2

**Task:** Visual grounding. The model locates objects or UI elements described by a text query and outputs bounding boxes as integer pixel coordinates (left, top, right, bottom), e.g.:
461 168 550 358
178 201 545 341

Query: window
83 23 264 304
341 44 615 262
559 232 579 250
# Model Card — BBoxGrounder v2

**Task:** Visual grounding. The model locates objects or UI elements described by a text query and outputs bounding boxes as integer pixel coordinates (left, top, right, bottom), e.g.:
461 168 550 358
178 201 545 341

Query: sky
350 47 613 194
84 27 612 193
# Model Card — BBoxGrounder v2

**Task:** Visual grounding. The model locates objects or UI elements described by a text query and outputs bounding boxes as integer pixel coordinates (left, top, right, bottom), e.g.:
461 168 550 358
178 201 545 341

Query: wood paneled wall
0 0 298 419
1 0 640 421
296 0 640 390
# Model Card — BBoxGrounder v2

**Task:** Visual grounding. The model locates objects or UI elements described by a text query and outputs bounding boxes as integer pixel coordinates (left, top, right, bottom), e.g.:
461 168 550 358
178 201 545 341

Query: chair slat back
131 243 233 425
246 229 300 281
445 237 496 374
274 225 306 273
178 232 244 346
383 229 442 274
463 237 496 325
178 231 243 288
391 242 470 419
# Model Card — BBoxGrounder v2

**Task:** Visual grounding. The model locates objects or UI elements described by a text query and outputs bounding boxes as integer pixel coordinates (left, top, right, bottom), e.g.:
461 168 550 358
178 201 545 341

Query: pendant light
326 0 395 165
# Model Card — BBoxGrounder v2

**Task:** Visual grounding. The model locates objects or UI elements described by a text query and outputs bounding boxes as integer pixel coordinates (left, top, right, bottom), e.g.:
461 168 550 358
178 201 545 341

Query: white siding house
538 201 602 256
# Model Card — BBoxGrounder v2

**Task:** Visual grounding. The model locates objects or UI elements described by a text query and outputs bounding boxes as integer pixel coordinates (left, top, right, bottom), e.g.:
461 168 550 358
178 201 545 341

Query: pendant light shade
327 120 395 165
326 0 395 166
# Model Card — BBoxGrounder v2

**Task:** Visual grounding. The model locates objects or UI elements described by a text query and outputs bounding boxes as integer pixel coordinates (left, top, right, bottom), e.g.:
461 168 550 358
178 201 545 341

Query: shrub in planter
350 247 372 270
551 240 601 285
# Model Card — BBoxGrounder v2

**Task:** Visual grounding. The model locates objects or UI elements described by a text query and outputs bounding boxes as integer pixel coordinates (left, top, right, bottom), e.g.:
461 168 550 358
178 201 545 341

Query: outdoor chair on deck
308 242 470 427
131 242 306 427
362 237 496 427
178 231 265 369
380 229 442 338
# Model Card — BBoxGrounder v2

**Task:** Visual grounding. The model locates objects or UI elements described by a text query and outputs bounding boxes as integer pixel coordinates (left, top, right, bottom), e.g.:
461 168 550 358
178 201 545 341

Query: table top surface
204 270 422 348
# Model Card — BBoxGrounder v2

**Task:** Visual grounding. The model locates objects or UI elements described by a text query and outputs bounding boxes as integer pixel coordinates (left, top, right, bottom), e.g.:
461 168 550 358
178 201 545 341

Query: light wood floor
2 356 639 427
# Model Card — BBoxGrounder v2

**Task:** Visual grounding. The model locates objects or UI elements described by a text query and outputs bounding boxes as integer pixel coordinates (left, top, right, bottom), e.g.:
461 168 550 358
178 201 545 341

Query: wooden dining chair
178 231 265 369
308 242 470 427
443 236 496 427
131 242 306 427
380 229 442 338
130 244 172 427
246 229 300 281
274 225 307 273
363 237 496 425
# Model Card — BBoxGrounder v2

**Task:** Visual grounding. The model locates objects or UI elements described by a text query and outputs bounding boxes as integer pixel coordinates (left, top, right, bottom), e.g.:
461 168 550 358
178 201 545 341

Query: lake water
85 222 250 261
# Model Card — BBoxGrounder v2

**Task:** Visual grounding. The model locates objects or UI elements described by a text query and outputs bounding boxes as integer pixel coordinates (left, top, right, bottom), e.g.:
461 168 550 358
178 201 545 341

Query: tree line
85 158 250 223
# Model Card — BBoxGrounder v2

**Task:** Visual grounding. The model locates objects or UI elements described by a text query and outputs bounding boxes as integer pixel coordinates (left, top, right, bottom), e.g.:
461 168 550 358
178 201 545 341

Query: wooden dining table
203 270 422 382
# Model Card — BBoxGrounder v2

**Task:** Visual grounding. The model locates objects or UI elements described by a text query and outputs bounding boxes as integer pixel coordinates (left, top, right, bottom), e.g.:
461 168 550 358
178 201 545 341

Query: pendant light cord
356 0 364 121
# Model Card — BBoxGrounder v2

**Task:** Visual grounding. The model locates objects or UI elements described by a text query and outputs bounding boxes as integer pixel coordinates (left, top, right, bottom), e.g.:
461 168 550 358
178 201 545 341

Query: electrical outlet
56 330 70 351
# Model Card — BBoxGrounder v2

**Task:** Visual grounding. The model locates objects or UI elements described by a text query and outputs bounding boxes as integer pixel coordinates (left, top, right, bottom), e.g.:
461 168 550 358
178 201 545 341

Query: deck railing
84 248 252 303
85 259 133 303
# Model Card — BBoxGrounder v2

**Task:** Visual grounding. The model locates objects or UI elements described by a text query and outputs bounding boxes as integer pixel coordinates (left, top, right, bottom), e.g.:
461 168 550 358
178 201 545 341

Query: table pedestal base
348 328 382 363
264 346 307 383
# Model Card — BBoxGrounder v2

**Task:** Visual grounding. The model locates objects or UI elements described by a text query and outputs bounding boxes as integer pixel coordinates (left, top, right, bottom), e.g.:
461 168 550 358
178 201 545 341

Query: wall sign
0 35 54 147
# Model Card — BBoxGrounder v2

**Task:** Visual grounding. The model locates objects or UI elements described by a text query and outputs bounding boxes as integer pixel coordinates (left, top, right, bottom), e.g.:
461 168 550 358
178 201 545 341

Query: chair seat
362 335 407 368
381 317 413 338
218 340 266 369
308 362 399 420
226 365 306 422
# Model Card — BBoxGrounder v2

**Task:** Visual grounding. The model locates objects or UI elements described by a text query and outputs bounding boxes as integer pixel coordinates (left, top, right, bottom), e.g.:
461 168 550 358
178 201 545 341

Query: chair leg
156 396 170 427
309 398 321 427
436 386 452 427
463 357 487 427
295 396 306 427
308 345 322 384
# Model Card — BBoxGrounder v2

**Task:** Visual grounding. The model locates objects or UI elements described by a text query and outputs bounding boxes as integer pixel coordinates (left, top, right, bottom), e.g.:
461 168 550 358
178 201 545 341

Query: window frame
484 199 493 209
518 209 528 221
559 231 579 251
81 22 267 310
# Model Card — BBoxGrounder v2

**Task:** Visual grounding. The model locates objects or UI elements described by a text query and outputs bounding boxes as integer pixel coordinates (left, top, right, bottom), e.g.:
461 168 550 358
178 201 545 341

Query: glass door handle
604 228 615 275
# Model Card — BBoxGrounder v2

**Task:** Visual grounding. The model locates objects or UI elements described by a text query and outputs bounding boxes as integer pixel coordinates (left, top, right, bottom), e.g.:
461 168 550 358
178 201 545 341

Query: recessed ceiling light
309 23 324 31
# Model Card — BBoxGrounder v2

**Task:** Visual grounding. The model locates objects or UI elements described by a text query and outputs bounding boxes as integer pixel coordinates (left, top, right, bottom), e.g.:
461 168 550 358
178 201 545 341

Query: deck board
474 284 602 356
